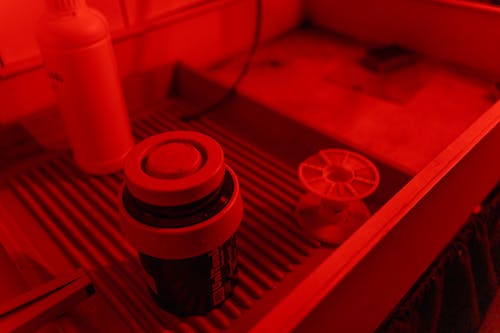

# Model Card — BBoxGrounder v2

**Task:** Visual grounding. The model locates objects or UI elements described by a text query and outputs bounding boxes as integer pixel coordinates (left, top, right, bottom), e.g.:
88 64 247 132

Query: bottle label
209 247 225 306
138 235 238 315
209 235 238 307
47 71 64 91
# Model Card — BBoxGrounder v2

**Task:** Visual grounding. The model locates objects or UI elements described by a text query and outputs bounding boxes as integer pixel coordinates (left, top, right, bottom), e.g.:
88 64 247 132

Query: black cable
181 0 263 122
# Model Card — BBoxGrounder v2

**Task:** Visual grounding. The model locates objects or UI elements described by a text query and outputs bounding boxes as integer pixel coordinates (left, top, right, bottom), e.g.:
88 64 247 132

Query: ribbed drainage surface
7 100 324 332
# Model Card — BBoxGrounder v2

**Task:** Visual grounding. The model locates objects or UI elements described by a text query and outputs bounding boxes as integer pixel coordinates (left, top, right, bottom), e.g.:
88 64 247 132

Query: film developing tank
119 131 243 315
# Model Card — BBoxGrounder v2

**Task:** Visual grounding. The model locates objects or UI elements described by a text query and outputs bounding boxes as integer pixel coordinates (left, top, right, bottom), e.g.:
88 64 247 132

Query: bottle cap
124 131 225 206
298 149 380 202
45 0 85 12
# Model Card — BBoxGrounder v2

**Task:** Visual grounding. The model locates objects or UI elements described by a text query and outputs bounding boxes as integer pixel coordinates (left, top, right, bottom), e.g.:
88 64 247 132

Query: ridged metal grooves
8 101 322 332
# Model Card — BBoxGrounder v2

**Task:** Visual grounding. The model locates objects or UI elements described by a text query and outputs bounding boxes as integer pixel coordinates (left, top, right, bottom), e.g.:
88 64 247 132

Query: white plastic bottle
36 0 134 175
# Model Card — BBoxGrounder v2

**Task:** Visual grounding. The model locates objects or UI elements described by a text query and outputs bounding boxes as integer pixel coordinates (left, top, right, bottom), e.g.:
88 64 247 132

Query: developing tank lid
124 131 225 206
45 0 86 12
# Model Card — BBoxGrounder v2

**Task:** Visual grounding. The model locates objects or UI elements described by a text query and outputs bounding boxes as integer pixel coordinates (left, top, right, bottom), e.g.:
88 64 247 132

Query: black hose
181 0 263 122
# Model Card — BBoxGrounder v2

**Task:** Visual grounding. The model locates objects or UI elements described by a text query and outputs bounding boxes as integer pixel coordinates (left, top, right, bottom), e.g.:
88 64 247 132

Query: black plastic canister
119 131 243 315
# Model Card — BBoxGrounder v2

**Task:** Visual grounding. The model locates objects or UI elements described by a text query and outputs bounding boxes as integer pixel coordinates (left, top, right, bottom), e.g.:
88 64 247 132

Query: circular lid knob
124 131 225 206
298 149 380 202
144 142 203 179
